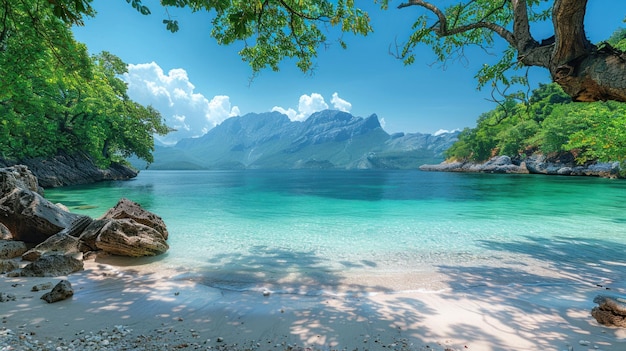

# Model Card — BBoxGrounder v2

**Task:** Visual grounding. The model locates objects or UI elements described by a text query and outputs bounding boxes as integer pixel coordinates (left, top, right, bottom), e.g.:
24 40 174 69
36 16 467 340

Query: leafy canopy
0 0 170 167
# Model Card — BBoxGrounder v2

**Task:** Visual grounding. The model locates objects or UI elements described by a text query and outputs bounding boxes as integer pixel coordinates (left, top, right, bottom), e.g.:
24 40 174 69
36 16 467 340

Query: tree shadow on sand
431 235 626 350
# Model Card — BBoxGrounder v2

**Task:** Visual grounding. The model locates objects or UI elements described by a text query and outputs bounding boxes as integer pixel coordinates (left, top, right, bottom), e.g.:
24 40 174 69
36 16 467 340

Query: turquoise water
45 170 626 294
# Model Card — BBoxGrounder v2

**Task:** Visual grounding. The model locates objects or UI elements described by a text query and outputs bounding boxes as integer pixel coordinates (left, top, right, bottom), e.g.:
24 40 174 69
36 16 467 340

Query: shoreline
2 260 625 351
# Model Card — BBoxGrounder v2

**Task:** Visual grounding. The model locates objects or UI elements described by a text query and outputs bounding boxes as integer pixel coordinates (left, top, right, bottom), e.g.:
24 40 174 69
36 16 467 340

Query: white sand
2 258 626 351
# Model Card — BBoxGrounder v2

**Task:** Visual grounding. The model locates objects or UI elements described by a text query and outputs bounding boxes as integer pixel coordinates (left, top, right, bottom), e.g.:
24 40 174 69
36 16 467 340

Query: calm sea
45 170 626 295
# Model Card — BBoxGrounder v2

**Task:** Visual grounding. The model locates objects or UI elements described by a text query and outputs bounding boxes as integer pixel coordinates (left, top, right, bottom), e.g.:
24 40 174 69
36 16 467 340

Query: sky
72 1 626 145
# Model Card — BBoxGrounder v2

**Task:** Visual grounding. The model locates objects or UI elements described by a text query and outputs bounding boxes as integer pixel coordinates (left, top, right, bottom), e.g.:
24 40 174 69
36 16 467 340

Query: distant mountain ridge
139 110 459 170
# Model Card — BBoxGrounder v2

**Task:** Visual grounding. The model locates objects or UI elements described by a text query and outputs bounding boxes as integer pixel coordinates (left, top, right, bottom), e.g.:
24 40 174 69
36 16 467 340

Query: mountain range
136 110 459 170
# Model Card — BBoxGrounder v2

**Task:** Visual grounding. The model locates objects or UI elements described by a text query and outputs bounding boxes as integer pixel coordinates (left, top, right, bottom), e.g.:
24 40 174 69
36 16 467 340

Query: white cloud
330 92 352 112
272 92 353 121
433 128 460 136
124 62 240 145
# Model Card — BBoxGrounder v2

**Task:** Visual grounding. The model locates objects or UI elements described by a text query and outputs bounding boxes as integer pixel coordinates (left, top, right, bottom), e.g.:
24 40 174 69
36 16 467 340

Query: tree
39 0 626 103
0 0 169 166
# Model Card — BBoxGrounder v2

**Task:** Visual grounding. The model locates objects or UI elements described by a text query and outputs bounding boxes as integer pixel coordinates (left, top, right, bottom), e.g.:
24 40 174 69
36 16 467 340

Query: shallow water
45 170 626 295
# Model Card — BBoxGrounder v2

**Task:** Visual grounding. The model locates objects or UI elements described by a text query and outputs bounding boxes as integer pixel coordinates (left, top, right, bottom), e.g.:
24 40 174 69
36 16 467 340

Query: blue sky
73 1 625 144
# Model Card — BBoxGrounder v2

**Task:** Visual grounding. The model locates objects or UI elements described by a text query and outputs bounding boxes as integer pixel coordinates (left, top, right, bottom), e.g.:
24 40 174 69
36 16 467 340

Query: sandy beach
2 257 625 351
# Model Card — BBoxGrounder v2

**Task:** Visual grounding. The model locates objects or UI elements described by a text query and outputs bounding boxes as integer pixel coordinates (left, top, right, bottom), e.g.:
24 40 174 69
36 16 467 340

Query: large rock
0 222 12 240
101 198 168 240
0 259 19 273
0 165 42 195
1 152 138 188
22 233 81 261
592 295 626 328
16 254 83 277
95 219 169 257
0 240 27 259
41 280 74 303
0 187 91 243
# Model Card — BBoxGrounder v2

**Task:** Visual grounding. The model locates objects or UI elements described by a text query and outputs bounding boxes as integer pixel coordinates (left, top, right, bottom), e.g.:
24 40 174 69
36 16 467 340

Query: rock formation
592 295 626 328
101 198 168 240
95 218 169 257
41 280 74 303
0 240 27 259
420 154 621 178
0 151 138 188
15 254 84 277
22 233 81 261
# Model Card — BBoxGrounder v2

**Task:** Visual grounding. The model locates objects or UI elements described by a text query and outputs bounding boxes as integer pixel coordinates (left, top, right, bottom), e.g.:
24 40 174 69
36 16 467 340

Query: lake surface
45 170 626 295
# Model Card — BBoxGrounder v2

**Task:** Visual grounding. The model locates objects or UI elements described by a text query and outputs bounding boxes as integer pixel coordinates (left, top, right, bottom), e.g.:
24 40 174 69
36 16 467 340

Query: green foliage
0 0 169 167
445 82 626 165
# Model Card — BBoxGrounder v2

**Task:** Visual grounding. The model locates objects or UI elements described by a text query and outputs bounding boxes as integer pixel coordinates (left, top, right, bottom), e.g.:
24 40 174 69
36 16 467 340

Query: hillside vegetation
0 1 169 168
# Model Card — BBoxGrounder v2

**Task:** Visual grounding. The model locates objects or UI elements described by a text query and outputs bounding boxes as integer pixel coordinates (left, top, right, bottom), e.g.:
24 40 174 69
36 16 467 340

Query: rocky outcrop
41 280 74 303
592 295 626 328
94 219 169 257
101 198 168 240
0 151 138 188
421 154 621 178
0 240 27 259
420 156 528 174
0 165 169 278
22 233 81 261
0 186 92 243
0 260 19 273
0 165 43 195
15 254 84 277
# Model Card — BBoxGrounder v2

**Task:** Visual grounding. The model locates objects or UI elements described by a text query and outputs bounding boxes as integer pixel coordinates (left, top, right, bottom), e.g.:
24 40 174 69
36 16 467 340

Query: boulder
78 219 111 252
0 187 91 243
0 222 12 240
0 240 27 259
95 218 169 257
22 233 81 261
101 198 168 240
41 280 74 303
0 292 16 302
0 165 42 195
0 259 19 273
592 295 626 328
16 254 83 277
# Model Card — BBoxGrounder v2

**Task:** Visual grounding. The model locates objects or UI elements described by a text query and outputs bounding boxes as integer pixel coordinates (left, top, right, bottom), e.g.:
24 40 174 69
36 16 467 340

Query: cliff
0 151 138 188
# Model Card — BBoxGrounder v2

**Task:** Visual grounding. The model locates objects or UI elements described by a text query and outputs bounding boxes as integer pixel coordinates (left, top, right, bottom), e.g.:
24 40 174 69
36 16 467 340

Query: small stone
217 337 224 343
579 340 590 346
32 283 54 292
263 290 271 297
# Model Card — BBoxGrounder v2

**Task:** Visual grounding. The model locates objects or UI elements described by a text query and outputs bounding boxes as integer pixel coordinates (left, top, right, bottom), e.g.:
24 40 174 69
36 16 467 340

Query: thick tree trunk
552 47 626 102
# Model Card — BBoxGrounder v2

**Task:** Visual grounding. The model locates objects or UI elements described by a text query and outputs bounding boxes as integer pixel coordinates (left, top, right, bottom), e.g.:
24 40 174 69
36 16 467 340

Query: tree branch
397 0 515 46
552 0 592 66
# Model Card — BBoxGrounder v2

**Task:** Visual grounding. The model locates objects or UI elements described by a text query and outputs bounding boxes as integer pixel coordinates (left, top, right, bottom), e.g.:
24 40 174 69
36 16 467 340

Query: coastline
419 155 621 178
2 259 625 351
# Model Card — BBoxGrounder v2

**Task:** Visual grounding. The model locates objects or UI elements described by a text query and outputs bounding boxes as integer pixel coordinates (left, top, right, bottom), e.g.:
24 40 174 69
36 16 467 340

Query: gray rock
1 152 138 188
101 198 168 240
22 233 81 261
592 294 626 328
32 282 54 291
0 240 27 259
0 165 42 196
0 222 12 240
0 292 17 302
41 280 74 303
95 219 169 257
0 187 91 243
0 259 19 273
16 254 83 277
78 219 111 252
